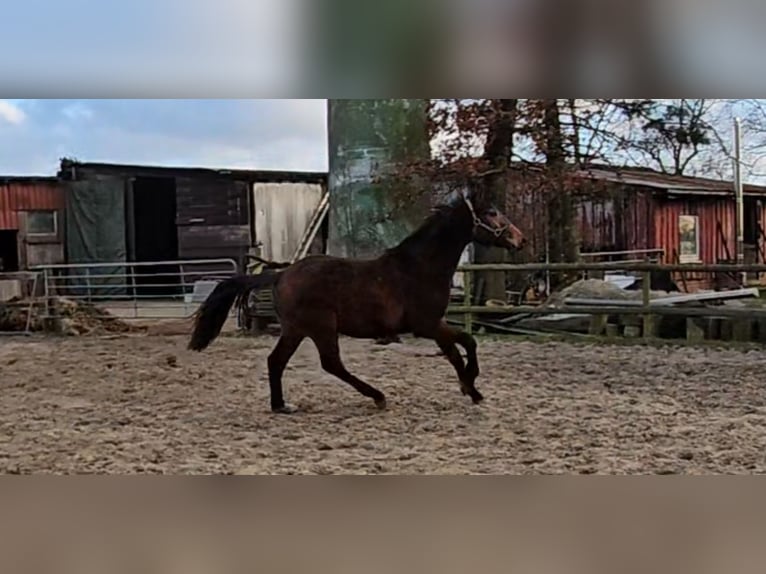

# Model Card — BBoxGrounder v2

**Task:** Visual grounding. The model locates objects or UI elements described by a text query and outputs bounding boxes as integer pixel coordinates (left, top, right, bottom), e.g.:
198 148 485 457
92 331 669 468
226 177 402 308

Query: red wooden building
505 164 766 291
0 177 65 272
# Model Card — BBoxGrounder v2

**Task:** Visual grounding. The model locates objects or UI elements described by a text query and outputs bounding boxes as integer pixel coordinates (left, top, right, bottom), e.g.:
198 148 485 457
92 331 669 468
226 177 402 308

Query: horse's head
462 191 526 251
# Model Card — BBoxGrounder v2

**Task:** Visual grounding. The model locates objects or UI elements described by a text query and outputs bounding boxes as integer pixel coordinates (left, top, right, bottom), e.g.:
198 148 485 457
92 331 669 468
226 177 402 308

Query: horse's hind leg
267 333 304 414
311 334 387 410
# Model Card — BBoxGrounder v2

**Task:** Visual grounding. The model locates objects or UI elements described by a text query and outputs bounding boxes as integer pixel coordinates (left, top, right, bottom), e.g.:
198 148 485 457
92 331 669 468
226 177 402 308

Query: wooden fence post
463 270 473 335
641 260 655 339
450 260 766 343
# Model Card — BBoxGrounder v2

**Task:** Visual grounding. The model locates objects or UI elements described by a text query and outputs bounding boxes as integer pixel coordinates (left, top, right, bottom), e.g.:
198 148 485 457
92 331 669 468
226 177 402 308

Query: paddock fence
29 258 240 326
0 271 42 336
449 260 766 342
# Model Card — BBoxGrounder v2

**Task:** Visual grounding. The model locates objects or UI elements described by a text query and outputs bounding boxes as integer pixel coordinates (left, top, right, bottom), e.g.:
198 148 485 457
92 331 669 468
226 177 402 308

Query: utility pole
734 117 745 286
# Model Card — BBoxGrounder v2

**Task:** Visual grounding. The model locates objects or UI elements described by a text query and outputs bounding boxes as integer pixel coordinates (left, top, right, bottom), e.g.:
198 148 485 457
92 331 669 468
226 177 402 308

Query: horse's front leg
431 321 483 404
454 330 479 382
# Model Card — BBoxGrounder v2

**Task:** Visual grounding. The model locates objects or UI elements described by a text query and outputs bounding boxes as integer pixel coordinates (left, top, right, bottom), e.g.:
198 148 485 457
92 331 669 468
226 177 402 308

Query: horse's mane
385 195 469 257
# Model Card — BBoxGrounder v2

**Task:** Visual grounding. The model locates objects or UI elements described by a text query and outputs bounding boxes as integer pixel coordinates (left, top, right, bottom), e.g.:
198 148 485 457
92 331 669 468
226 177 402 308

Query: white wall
452 244 473 288
252 182 325 262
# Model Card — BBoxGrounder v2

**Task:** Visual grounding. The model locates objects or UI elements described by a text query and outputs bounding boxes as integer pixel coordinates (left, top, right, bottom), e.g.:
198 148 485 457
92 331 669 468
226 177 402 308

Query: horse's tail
188 272 280 351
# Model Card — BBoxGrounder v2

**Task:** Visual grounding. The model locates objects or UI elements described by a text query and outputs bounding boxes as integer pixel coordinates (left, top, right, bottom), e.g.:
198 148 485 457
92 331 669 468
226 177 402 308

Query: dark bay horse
188 189 526 413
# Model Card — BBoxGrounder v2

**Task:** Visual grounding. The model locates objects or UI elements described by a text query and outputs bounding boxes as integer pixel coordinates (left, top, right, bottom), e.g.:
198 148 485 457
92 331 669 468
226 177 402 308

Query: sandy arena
1 332 766 474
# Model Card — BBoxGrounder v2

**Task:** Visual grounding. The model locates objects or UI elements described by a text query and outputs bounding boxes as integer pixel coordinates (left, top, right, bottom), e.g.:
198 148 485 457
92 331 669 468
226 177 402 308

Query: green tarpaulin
64 177 127 297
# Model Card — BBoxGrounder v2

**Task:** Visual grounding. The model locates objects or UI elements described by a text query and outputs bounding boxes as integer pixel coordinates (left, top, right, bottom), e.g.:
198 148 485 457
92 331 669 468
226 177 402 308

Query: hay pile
0 297 144 335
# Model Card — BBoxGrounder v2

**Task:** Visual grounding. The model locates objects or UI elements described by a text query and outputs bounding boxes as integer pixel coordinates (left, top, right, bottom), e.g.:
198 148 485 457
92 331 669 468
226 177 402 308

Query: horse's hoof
374 396 388 410
470 391 484 405
272 403 299 414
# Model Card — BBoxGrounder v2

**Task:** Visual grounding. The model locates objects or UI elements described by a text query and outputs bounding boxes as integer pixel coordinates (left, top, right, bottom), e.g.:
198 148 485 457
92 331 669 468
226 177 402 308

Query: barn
505 164 766 291
58 159 327 269
0 176 65 273
46 159 327 299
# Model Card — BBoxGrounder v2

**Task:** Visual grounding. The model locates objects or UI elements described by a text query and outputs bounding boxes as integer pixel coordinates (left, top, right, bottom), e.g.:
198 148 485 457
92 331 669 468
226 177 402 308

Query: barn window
26 210 58 235
678 214 700 263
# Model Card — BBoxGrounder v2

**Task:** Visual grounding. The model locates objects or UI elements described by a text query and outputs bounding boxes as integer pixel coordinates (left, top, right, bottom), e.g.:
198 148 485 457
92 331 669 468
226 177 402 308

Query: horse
187 188 526 414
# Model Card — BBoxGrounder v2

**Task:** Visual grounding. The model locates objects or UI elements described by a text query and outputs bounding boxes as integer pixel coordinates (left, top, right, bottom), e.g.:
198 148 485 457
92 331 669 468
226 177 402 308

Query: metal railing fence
31 258 239 321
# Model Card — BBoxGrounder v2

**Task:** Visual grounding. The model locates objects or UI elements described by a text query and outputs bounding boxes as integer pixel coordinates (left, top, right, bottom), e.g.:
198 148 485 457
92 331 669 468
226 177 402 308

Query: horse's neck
428 231 472 278
388 206 473 280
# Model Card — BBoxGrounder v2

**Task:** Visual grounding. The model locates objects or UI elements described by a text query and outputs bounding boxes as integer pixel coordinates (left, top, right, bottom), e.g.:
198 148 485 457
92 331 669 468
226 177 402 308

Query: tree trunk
474 99 518 304
542 100 579 290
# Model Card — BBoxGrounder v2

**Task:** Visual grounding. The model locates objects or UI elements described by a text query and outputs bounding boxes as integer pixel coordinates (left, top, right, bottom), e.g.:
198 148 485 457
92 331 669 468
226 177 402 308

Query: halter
462 192 509 238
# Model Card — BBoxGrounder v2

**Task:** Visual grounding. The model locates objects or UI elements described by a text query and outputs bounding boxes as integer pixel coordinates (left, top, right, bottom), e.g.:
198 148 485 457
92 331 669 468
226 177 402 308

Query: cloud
62 103 94 121
0 99 327 176
0 100 26 125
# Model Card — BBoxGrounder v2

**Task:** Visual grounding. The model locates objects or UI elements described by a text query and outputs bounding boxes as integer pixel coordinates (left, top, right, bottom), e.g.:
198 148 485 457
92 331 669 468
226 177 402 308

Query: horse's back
275 254 406 337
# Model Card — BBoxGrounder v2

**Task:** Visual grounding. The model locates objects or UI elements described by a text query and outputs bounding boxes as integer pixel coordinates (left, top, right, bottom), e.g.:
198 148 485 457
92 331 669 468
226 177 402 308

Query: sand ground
1 333 765 474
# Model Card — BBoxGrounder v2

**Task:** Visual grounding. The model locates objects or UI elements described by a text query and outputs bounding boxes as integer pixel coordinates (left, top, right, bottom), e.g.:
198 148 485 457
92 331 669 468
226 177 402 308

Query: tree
422 99 585 294
399 99 742 299
608 99 717 176
475 99 519 302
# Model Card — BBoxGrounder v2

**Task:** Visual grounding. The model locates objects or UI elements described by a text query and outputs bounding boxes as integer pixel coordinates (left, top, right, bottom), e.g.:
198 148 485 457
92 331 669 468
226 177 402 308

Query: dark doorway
0 230 19 272
130 177 180 297
744 197 760 245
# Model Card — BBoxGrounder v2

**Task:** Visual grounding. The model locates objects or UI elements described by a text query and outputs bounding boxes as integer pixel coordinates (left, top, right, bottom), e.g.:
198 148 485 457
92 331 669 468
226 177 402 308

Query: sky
0 99 328 176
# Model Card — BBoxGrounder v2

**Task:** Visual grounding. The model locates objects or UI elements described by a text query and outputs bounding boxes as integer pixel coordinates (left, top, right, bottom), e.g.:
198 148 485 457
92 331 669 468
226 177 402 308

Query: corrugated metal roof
58 159 328 185
0 181 64 230
576 165 766 196
506 162 766 196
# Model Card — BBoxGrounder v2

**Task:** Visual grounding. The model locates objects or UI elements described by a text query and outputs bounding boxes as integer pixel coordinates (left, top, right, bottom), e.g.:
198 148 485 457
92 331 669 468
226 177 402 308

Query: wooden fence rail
450 261 766 339
457 262 766 273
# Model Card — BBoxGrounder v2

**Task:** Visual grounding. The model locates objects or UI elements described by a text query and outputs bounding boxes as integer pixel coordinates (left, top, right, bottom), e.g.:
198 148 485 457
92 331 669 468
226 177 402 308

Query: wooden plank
176 213 248 226
178 246 248 262
459 262 766 273
177 224 250 263
447 304 766 319
175 177 248 226
565 288 760 308
291 191 329 263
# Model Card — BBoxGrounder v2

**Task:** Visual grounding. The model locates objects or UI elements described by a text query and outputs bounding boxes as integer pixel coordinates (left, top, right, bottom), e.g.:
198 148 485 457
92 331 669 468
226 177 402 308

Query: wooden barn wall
504 172 656 261
17 211 65 269
654 197 736 290
504 174 548 260
175 177 250 266
576 188 654 255
252 181 325 262
0 181 65 270
654 198 733 264
747 198 766 267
